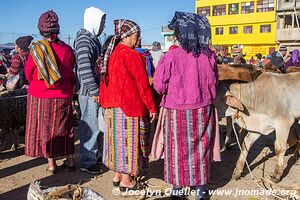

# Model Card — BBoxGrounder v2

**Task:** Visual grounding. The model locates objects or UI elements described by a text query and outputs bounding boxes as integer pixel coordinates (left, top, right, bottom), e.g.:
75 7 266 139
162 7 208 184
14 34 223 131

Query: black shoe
80 164 103 174
195 190 210 200
61 160 76 172
113 181 120 187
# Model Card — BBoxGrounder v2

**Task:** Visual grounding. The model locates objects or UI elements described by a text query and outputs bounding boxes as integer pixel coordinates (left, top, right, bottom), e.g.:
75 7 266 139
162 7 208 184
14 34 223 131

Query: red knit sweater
100 44 157 117
25 41 75 98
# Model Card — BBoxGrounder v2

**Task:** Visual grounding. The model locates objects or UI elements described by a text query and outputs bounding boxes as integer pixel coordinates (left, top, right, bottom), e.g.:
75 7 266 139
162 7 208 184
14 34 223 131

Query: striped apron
164 105 217 187
102 108 150 176
25 94 74 158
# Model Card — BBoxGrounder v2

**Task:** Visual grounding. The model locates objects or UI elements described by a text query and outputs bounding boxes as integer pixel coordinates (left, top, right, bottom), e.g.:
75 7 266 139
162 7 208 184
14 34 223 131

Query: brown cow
286 66 300 73
218 64 262 83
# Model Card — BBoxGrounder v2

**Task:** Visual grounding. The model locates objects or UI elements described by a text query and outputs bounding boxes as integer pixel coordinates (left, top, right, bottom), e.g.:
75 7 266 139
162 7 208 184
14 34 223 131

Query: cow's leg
291 142 300 161
287 124 300 161
271 125 290 183
221 116 233 152
232 132 260 180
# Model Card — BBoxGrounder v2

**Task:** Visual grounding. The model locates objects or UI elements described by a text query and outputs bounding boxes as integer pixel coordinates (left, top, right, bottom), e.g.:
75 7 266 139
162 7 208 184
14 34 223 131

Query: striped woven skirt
102 108 150 176
164 105 217 187
25 94 74 158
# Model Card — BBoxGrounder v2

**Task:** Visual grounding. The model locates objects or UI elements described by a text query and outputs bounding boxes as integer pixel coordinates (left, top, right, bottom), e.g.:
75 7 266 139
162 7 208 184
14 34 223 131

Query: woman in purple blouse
154 11 220 200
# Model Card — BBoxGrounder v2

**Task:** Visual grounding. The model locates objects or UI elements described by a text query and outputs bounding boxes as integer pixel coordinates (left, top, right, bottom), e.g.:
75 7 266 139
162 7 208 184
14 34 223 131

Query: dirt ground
0 125 300 200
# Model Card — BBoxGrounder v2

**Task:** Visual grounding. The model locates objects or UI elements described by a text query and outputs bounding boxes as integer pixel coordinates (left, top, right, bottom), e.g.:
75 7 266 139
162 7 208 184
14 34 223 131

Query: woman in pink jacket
154 12 220 200
25 10 75 174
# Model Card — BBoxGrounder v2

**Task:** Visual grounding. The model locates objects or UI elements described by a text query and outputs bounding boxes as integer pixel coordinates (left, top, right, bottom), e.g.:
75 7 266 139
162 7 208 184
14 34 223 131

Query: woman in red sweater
25 10 75 174
100 19 157 190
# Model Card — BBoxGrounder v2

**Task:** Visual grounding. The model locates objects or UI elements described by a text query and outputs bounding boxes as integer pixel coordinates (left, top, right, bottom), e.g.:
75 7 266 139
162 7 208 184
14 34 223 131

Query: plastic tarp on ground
27 181 106 200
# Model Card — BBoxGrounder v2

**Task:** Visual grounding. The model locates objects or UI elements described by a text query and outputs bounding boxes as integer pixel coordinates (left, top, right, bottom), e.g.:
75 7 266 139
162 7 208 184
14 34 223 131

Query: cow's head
214 83 244 119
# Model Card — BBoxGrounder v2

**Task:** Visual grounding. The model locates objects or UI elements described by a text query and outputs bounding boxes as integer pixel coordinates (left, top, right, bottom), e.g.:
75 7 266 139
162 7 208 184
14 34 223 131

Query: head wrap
168 11 211 56
38 10 60 37
292 49 299 64
15 36 34 51
152 41 161 51
101 19 140 76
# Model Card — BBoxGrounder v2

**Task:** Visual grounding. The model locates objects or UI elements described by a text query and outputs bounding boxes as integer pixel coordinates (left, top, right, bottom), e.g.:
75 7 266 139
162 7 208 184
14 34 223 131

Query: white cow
214 72 300 183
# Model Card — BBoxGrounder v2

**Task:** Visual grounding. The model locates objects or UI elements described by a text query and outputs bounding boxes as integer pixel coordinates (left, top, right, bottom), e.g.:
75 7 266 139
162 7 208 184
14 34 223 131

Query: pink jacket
154 47 218 109
25 41 75 99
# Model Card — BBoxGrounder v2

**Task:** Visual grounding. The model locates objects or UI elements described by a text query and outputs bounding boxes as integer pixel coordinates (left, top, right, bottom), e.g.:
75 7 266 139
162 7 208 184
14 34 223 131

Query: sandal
119 181 144 192
46 167 57 175
113 181 120 187
61 160 76 172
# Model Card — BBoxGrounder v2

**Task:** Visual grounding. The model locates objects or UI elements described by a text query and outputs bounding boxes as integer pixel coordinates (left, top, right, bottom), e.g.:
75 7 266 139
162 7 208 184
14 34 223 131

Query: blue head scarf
168 11 211 56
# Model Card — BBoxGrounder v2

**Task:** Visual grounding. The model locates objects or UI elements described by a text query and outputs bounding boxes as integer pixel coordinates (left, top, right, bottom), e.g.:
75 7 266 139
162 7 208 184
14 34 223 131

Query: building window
216 27 224 35
260 24 271 32
244 26 253 33
197 6 210 17
257 0 274 12
229 26 238 34
241 2 254 14
213 4 226 16
228 3 239 15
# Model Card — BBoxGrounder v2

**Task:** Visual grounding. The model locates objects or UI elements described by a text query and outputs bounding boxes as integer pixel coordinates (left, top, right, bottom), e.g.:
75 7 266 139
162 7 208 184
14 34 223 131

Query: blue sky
0 0 195 45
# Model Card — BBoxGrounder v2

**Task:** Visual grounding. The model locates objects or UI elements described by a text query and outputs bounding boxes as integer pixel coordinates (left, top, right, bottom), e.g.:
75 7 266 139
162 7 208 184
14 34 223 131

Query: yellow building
196 0 278 59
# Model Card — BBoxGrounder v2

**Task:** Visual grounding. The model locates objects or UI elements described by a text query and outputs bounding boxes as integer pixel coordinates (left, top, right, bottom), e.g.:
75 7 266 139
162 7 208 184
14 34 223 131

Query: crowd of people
1 6 300 200
214 44 300 73
0 36 34 91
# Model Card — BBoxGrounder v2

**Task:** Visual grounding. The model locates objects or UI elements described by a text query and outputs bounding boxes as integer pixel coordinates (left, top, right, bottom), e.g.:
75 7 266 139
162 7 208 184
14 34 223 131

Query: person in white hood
83 6 106 37
74 6 106 174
